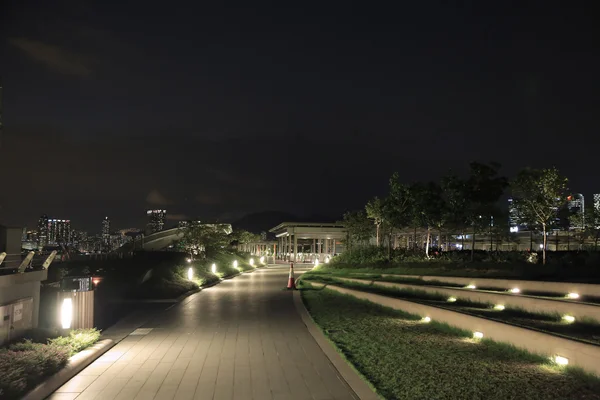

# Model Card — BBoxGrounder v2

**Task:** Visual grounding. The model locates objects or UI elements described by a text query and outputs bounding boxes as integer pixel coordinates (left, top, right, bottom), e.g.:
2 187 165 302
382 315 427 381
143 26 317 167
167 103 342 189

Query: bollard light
554 355 569 366
567 292 579 299
465 284 476 289
473 331 484 339
250 258 255 266
421 316 431 323
260 256 265 264
186 258 192 263
188 267 194 281
509 288 520 294
211 263 217 274
562 315 575 323
233 260 239 269
494 304 505 311
61 298 73 329
325 257 330 264
314 259 320 267
447 297 457 303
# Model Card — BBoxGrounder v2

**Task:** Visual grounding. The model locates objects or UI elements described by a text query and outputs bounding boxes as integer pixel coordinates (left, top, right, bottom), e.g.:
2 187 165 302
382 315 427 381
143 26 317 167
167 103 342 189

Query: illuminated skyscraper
146 210 167 234
594 194 600 213
567 193 584 230
48 219 71 245
38 214 49 247
102 217 110 245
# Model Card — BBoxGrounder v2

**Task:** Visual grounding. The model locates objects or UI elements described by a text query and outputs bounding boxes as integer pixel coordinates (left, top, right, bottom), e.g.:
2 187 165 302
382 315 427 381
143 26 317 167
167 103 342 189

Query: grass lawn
303 274 600 345
301 284 600 400
0 329 101 399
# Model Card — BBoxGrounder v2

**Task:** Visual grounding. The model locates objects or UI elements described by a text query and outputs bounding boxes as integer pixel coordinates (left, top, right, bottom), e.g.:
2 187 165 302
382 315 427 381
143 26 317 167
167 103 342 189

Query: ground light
325 257 330 264
211 263 217 274
421 316 431 323
473 331 484 339
61 298 73 329
186 258 192 263
250 258 255 266
260 256 265 264
233 260 239 269
187 267 194 281
465 284 476 289
509 288 520 294
554 355 569 366
447 297 457 302
494 304 505 311
562 315 576 323
314 259 320 267
567 292 580 299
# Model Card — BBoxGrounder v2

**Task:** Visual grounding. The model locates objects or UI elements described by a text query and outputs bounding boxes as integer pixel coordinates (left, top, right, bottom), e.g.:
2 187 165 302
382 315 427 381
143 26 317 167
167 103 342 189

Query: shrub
49 329 101 356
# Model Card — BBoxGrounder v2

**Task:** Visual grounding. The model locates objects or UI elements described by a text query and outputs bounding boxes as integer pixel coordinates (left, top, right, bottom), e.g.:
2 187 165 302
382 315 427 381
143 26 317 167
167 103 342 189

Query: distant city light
509 226 519 233
539 244 544 249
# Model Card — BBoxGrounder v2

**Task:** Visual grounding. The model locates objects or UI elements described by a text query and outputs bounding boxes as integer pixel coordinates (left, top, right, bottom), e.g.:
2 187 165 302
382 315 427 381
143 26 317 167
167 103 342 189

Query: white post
293 235 298 263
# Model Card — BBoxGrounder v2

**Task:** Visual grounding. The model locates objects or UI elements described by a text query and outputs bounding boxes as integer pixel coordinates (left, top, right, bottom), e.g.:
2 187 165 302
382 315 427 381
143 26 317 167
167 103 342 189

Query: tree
179 224 231 258
366 197 385 247
584 206 600 251
464 162 508 261
342 210 373 250
410 182 445 258
440 173 469 249
510 167 568 265
384 172 412 253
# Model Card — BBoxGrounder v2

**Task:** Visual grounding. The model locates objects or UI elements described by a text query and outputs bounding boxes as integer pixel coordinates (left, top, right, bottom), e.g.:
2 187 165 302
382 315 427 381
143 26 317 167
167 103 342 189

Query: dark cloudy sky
0 1 598 233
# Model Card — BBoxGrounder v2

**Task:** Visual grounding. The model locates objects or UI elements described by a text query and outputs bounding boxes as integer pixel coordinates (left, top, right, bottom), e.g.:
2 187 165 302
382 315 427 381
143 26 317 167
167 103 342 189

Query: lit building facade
102 217 110 245
567 193 584 230
48 219 71 245
37 214 49 247
146 209 167 234
507 198 527 232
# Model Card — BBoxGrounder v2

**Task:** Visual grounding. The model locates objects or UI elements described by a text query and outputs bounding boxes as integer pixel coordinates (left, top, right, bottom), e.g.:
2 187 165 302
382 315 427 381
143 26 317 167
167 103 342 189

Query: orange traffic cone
287 262 296 290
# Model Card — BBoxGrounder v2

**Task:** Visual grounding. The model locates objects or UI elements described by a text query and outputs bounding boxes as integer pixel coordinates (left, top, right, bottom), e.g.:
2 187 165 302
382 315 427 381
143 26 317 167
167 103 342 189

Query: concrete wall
0 269 47 345
320 283 600 377
391 274 600 298
337 277 600 322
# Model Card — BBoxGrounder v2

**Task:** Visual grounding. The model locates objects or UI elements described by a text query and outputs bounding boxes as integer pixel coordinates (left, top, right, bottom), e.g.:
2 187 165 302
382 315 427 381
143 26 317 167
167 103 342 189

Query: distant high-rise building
38 214 49 247
146 209 167 234
507 198 526 232
567 193 584 230
102 217 110 245
48 219 71 245
594 194 600 213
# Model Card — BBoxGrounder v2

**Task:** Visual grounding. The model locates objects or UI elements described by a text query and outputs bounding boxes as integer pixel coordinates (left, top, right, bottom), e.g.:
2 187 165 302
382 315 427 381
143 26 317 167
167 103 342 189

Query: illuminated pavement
49 265 357 400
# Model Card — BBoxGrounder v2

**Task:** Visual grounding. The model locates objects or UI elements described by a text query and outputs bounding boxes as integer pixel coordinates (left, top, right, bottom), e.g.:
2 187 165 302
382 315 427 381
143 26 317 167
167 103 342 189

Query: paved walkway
49 265 358 400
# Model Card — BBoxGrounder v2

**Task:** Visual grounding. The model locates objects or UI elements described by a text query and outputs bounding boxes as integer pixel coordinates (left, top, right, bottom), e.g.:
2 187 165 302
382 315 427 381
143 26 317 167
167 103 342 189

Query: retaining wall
337 277 600 322
388 275 600 297
318 283 600 377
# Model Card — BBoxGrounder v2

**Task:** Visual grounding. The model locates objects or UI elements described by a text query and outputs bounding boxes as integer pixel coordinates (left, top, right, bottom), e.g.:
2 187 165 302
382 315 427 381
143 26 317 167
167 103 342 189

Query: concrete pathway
49 265 358 400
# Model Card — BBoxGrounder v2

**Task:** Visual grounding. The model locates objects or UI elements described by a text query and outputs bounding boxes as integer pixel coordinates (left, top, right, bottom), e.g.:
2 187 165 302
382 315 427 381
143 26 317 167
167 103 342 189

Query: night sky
0 1 598 233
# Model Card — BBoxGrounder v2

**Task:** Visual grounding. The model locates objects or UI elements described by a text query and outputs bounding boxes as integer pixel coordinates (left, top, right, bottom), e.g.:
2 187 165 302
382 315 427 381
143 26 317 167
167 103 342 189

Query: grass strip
301 284 600 400
304 274 600 345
